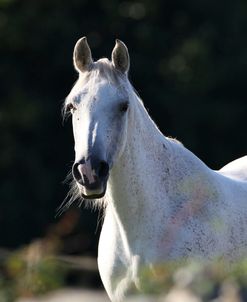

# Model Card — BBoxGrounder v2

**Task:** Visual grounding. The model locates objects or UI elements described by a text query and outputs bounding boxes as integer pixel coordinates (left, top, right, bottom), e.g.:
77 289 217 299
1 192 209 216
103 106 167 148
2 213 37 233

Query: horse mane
168 137 183 146
91 58 125 84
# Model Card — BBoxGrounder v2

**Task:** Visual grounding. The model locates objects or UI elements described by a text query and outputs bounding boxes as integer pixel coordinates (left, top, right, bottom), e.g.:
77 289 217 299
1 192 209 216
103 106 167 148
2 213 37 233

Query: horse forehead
93 80 121 98
82 85 125 112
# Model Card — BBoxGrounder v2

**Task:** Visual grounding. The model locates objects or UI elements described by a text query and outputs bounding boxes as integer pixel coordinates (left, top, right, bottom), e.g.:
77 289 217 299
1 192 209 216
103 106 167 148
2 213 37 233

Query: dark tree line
0 0 247 253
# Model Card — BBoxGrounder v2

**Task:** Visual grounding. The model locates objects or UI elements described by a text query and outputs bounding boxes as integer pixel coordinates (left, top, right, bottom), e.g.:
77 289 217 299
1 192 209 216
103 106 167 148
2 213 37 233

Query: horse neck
105 92 217 251
105 93 175 241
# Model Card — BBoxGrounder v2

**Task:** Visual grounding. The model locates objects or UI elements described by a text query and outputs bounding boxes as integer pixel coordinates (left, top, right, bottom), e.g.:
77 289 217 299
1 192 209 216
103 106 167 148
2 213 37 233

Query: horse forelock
81 58 126 88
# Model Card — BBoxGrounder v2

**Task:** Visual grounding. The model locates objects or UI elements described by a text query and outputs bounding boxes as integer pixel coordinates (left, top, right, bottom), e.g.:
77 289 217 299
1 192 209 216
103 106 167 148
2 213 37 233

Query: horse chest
98 210 159 301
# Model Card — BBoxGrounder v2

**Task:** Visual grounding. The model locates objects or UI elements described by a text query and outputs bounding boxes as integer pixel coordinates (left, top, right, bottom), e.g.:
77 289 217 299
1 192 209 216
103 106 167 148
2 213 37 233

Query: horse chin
79 184 107 200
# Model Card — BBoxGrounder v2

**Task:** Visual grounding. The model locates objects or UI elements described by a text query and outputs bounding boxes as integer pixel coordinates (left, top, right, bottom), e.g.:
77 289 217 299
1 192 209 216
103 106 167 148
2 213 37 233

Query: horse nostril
72 159 109 186
98 161 109 178
72 162 83 183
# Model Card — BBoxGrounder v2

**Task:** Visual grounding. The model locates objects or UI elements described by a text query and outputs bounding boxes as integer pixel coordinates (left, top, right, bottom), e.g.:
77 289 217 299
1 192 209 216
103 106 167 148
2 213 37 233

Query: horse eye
66 103 76 113
119 101 129 113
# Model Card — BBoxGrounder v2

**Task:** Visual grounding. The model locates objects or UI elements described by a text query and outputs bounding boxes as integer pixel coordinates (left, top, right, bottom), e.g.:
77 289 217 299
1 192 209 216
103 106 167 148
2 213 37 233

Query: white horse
64 37 247 302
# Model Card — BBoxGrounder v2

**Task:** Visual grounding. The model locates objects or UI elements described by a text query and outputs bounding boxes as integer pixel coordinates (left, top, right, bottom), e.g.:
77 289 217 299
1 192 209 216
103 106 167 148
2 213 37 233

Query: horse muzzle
72 157 109 199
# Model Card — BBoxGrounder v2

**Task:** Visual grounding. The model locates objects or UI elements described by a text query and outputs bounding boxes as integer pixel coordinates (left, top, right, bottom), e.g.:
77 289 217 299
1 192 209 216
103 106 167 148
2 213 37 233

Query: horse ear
73 37 93 72
111 39 130 74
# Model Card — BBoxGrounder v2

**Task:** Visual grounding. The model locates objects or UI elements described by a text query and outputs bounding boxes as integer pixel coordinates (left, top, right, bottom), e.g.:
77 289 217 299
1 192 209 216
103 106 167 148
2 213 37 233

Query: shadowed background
0 0 247 298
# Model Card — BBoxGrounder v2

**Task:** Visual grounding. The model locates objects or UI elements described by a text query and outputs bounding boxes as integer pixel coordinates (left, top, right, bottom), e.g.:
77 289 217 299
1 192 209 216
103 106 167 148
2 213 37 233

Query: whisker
56 179 80 217
63 170 73 185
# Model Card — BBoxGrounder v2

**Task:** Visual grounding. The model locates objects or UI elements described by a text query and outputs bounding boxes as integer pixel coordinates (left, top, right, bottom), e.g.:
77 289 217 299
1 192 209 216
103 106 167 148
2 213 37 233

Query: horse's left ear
111 39 130 74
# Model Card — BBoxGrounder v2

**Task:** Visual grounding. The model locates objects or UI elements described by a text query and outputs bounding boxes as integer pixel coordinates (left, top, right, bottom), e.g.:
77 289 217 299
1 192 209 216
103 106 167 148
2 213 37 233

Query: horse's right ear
73 37 93 73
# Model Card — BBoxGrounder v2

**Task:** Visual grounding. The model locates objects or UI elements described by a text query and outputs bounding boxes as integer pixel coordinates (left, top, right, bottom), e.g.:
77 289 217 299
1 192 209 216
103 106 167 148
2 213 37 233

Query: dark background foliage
0 0 246 258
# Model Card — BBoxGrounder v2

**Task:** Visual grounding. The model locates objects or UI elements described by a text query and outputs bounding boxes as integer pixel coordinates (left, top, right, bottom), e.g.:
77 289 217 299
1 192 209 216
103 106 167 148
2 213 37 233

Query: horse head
65 37 131 199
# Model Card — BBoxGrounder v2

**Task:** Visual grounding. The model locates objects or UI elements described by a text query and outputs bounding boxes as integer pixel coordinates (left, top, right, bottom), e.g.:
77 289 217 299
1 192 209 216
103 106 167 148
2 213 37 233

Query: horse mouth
78 181 107 200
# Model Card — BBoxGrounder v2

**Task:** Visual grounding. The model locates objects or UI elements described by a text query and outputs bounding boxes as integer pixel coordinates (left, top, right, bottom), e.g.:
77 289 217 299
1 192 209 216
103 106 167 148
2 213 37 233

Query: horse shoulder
218 155 247 181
